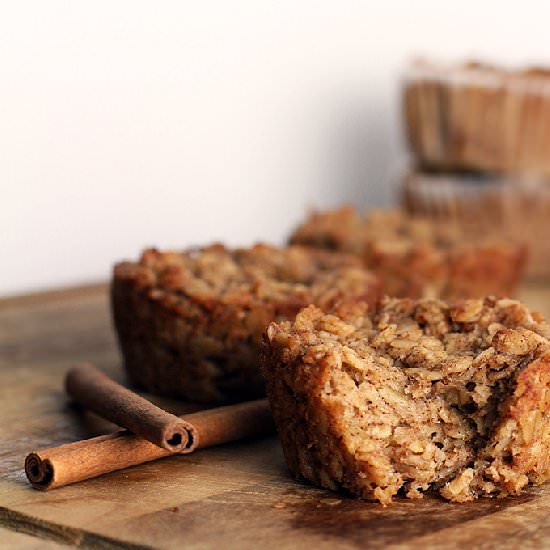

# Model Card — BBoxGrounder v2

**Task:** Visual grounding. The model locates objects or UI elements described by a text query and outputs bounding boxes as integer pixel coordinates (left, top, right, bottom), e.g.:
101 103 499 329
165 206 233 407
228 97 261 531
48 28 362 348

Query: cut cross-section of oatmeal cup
262 297 550 504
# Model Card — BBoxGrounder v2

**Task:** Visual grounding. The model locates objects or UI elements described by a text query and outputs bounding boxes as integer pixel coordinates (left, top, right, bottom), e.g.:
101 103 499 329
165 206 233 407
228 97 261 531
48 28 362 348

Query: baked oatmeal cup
112 243 381 402
290 206 526 299
263 296 550 504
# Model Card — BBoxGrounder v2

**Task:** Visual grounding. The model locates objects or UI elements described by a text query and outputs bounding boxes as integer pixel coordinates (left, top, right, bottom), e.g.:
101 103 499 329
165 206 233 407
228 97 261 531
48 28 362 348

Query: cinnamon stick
65 363 194 452
25 399 274 490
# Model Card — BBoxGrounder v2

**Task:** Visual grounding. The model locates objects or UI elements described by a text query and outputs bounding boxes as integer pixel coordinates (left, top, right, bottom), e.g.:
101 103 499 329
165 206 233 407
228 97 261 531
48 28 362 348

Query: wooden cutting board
2 282 550 549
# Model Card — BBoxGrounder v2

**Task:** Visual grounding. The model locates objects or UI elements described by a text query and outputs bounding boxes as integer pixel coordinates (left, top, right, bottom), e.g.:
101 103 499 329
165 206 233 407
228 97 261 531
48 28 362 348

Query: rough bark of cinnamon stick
25 399 274 490
65 363 194 452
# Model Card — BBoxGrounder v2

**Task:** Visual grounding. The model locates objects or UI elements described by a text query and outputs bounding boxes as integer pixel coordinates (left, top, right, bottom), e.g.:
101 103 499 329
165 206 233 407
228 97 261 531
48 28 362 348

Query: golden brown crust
262 297 550 504
289 206 526 299
112 244 381 402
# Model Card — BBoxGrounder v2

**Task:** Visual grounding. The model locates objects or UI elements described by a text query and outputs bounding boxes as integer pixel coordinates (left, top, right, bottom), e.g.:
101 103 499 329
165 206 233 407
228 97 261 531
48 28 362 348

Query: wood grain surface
1 282 550 549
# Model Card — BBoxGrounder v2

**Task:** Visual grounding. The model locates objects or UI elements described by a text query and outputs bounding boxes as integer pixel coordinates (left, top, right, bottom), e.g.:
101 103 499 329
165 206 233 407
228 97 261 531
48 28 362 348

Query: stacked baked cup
402 59 550 278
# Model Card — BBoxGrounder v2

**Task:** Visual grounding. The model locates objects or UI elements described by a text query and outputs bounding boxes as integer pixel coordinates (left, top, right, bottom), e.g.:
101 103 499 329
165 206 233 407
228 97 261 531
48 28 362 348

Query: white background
2 1 550 296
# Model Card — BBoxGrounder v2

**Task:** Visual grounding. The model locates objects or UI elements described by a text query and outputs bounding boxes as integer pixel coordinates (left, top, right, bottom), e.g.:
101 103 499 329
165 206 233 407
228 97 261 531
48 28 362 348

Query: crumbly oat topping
263 296 550 504
290 206 458 253
116 243 378 309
